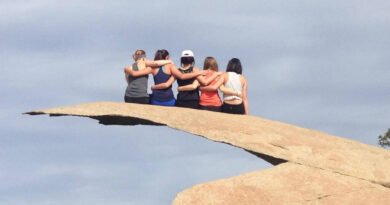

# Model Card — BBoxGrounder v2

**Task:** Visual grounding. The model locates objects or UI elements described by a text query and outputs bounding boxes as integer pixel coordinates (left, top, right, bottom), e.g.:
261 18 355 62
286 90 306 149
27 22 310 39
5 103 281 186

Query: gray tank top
125 62 149 98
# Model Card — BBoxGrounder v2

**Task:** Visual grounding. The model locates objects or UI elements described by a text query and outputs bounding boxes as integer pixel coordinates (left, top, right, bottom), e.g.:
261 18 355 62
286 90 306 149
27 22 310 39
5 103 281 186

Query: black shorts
200 105 222 112
124 96 150 104
222 103 245 115
175 100 200 109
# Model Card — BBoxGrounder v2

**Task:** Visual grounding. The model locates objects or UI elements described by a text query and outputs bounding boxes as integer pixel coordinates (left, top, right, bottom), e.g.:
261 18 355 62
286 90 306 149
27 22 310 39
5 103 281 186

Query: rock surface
26 102 390 204
174 163 390 205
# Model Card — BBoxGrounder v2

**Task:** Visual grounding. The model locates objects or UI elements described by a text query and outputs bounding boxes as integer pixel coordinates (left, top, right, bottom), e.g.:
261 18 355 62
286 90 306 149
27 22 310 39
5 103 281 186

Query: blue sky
1 0 389 204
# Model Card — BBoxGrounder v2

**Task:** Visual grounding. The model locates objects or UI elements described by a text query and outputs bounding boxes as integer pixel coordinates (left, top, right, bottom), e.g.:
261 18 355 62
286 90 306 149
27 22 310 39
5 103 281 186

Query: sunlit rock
26 102 390 204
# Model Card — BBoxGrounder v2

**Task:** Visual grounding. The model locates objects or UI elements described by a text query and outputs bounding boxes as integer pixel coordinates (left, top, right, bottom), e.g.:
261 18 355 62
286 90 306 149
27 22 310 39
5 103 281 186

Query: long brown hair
203 57 219 71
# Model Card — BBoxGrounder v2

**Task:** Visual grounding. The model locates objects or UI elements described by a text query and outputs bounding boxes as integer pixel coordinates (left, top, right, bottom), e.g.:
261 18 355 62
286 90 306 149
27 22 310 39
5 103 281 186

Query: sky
1 0 389 204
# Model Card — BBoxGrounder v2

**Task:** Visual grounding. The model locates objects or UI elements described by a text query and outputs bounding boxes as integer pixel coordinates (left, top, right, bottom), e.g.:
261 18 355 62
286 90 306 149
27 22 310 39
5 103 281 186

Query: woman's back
125 62 149 98
152 66 174 102
223 72 242 101
200 70 222 106
177 66 200 101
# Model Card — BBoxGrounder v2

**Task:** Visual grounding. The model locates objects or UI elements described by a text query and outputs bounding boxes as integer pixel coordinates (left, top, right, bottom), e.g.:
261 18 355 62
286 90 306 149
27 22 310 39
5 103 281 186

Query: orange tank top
199 71 222 107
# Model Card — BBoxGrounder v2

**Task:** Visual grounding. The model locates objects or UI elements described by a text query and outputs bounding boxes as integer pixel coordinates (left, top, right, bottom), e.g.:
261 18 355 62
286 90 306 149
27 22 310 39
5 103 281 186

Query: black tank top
177 66 200 101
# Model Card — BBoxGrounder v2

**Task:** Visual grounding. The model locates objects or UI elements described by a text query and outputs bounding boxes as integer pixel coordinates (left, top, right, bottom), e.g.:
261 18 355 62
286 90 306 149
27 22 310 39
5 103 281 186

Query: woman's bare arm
171 65 204 80
199 76 224 91
241 76 248 115
124 66 131 83
151 76 176 90
197 71 221 86
125 66 152 77
219 84 242 97
145 59 172 67
178 80 200 91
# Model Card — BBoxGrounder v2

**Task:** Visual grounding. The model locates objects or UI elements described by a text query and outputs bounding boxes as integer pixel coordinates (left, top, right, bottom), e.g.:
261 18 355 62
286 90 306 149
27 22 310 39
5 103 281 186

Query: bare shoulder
221 72 228 83
165 64 174 73
124 65 132 72
223 72 229 78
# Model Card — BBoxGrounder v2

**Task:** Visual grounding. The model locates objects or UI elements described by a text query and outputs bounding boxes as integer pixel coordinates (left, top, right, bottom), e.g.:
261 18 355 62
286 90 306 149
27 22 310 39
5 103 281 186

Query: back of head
226 58 242 74
180 50 195 66
133 49 146 61
203 56 218 71
154 49 170 60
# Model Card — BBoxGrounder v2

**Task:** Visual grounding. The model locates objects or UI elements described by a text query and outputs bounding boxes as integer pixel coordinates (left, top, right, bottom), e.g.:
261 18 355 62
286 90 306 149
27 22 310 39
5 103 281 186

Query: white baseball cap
181 50 194 57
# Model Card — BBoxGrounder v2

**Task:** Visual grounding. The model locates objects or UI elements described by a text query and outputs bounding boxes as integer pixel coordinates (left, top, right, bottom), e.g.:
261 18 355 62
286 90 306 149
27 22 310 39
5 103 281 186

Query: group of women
124 49 248 115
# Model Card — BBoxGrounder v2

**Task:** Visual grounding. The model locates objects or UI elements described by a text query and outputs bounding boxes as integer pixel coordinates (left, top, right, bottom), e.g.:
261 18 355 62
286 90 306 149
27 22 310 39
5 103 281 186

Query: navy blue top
177 66 200 101
151 66 175 102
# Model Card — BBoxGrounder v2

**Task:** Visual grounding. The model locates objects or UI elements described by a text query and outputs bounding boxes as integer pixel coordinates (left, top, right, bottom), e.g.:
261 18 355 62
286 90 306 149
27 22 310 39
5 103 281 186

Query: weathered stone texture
26 102 390 204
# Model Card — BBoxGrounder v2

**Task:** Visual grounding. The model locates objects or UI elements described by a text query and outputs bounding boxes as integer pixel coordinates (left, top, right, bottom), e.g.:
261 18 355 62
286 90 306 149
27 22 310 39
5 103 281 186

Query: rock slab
26 102 390 204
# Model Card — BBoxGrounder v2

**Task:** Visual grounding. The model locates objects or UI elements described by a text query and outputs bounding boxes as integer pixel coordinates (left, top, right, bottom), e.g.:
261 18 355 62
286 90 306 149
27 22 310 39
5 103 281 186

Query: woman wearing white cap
127 49 206 106
175 50 220 109
173 50 199 108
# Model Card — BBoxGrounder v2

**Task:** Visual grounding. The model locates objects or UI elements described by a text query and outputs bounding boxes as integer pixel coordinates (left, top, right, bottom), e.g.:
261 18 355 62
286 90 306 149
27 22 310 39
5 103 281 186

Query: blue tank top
152 66 175 102
177 66 200 101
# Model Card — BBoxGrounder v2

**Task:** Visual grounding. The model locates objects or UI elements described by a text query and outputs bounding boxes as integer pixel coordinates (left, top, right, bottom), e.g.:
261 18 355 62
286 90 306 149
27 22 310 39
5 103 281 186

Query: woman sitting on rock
175 50 213 109
124 50 172 104
200 58 248 115
127 49 204 106
180 56 223 112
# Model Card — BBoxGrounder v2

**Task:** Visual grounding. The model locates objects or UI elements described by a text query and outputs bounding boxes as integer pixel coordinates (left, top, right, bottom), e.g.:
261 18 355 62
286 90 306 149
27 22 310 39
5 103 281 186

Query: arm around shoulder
199 75 224 91
152 75 176 90
178 80 200 91
128 67 152 77
145 59 172 67
171 66 202 80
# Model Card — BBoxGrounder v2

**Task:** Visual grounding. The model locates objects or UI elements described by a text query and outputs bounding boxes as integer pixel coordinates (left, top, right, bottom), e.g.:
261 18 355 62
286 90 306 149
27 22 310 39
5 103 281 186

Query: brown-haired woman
200 58 247 114
197 57 241 112
197 57 223 111
220 58 248 115
176 51 220 109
